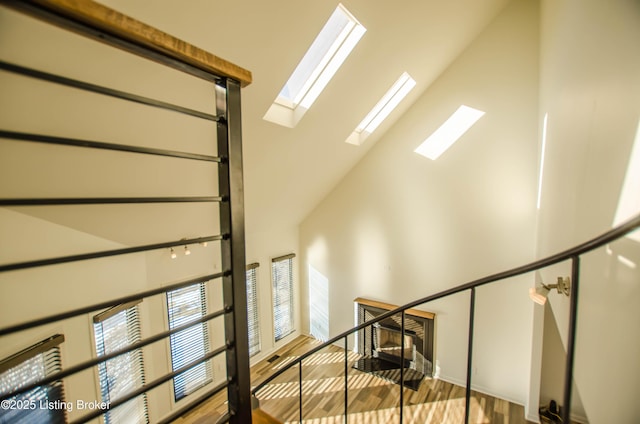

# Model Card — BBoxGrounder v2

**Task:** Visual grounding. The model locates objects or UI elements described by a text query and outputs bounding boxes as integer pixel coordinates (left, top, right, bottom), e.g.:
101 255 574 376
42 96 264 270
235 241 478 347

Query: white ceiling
100 0 511 235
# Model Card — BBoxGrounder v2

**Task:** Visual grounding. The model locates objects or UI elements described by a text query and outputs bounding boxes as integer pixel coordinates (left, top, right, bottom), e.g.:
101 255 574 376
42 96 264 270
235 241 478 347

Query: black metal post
400 311 405 423
216 78 251 424
344 335 349 424
562 256 580 424
299 363 303 423
464 288 476 424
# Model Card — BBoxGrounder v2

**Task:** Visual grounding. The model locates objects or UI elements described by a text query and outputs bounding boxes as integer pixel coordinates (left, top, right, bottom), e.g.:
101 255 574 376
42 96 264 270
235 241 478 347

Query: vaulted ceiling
100 0 511 235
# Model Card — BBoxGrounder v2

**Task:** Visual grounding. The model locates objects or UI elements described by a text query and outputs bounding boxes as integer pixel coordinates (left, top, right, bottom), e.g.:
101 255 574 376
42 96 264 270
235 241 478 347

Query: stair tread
252 408 282 424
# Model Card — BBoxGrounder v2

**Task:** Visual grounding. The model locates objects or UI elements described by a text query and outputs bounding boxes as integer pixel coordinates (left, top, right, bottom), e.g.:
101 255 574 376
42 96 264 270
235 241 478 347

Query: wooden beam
13 0 252 86
354 297 436 320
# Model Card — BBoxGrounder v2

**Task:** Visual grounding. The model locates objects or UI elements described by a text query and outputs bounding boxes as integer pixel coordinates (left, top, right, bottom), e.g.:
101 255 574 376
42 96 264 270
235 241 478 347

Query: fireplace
352 299 435 391
374 323 416 368
355 298 435 377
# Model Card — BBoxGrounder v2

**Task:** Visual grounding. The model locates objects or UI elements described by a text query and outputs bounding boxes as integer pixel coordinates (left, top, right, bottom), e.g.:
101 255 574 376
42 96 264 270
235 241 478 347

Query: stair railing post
464 288 476 424
400 311 405 423
344 335 349 423
562 256 580 424
216 78 252 424
299 362 303 423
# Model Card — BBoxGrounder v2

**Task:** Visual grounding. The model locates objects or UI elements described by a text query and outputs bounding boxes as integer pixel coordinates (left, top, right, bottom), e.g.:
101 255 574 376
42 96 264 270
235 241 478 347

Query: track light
169 238 208 260
529 277 571 305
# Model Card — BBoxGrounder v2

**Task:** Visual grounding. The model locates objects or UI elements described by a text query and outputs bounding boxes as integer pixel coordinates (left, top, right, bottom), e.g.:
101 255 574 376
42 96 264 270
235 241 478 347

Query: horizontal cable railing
0 296 226 402
71 345 229 424
1 273 231 423
0 272 223 336
0 235 224 273
253 212 640 424
0 60 222 121
0 0 252 423
0 196 225 206
0 129 223 162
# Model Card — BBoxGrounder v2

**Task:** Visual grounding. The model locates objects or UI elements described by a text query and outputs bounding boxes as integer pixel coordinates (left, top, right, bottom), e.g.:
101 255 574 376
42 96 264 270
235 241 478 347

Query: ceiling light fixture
184 245 191 256
414 105 485 160
529 277 571 305
170 248 177 259
346 72 416 146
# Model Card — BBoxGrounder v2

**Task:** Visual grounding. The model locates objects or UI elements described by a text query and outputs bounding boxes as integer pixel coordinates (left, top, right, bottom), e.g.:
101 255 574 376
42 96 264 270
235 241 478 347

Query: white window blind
0 335 66 424
93 302 148 424
272 255 295 342
246 264 260 357
166 283 212 401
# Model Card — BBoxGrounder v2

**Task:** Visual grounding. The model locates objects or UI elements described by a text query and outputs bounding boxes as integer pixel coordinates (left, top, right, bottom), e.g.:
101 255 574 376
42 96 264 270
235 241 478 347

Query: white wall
536 0 640 422
539 302 587 421
299 0 539 408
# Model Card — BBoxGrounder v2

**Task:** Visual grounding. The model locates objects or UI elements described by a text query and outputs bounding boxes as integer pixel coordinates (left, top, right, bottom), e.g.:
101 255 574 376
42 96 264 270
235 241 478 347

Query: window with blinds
166 283 212 401
93 301 148 424
0 335 66 424
272 254 295 342
246 264 260 357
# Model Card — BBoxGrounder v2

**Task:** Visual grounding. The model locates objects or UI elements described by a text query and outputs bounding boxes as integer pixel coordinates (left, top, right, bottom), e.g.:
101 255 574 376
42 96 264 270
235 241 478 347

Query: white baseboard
525 405 589 424
436 375 525 407
571 413 589 424
526 412 541 423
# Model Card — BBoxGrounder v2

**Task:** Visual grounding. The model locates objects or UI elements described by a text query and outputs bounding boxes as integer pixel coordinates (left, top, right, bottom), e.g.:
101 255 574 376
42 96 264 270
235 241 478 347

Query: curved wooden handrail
2 0 252 86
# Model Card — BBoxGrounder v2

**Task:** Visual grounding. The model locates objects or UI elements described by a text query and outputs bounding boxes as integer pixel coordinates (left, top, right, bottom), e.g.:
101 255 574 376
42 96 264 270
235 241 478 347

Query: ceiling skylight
345 72 416 146
414 105 485 160
264 4 366 128
613 119 640 242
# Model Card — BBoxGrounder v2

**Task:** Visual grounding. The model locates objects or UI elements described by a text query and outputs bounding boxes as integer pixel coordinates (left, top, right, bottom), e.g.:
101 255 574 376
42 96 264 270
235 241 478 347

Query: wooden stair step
252 408 282 424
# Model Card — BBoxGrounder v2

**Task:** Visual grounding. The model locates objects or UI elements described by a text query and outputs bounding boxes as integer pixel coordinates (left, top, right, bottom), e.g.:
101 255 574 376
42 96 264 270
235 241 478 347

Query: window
0 334 66 424
246 263 261 357
263 4 366 128
166 283 212 401
272 254 296 342
94 301 148 424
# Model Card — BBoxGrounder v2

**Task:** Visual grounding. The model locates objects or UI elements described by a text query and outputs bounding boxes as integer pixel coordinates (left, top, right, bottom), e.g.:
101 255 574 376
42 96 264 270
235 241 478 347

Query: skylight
536 113 549 209
263 4 366 128
345 72 416 146
414 105 485 160
613 119 640 242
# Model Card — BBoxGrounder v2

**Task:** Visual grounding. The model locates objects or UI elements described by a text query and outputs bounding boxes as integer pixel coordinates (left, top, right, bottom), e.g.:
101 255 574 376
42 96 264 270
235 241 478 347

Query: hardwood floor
173 335 535 424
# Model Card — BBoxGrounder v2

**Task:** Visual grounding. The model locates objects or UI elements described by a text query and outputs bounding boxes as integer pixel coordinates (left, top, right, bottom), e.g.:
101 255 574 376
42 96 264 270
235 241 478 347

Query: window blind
272 255 295 342
94 303 148 424
246 263 260 357
166 283 212 401
0 335 66 424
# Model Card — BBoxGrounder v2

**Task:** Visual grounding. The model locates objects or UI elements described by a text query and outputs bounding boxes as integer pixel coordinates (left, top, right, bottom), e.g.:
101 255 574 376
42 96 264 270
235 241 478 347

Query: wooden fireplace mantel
354 297 436 320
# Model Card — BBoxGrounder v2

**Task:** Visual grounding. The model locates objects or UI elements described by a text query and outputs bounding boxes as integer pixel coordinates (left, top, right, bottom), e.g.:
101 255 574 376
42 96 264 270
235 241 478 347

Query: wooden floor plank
172 335 536 424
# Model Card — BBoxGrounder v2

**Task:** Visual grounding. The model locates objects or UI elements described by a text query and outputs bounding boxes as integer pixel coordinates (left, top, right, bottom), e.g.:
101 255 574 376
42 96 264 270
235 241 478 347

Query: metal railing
253 213 640 423
0 0 251 422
